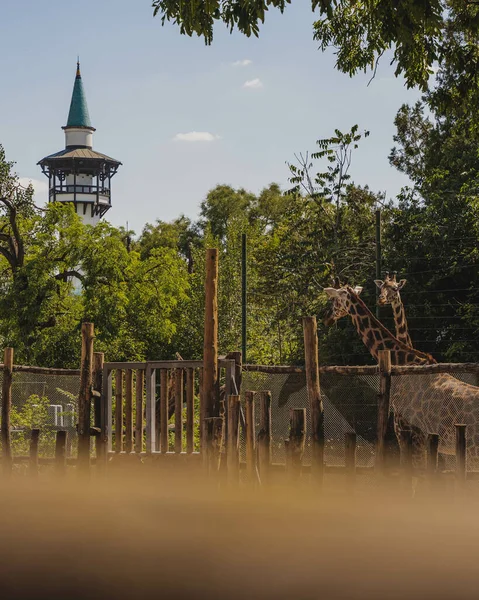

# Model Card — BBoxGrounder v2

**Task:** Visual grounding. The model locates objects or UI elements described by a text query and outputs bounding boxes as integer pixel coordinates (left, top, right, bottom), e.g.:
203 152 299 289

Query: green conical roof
66 62 92 128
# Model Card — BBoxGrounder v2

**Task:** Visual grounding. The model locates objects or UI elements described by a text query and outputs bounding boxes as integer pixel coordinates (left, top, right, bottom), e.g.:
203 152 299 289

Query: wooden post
245 391 256 483
399 429 413 491
225 351 242 394
93 352 105 462
160 370 168 453
29 429 40 478
115 369 123 453
55 430 67 477
78 323 94 473
227 395 241 484
186 368 195 454
285 408 306 481
124 369 133 453
203 249 219 458
377 350 392 471
345 432 357 492
257 391 272 483
205 416 224 474
302 317 323 486
455 424 466 489
426 433 439 476
198 368 204 451
426 432 439 493
1 347 13 476
175 368 184 453
135 369 144 454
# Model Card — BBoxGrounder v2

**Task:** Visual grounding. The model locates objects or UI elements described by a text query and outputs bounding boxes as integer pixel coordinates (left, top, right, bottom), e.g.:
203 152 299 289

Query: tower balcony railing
49 185 111 198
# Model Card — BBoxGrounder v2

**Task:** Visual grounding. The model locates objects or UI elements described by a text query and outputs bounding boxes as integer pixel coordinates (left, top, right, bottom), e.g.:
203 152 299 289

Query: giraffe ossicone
374 272 412 347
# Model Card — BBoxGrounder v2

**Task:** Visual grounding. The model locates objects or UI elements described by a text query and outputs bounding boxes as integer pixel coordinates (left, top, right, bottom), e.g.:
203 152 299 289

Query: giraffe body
324 285 479 469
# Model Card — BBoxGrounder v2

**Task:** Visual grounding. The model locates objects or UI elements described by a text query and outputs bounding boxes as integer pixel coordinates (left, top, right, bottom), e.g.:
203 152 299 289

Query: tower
38 61 122 226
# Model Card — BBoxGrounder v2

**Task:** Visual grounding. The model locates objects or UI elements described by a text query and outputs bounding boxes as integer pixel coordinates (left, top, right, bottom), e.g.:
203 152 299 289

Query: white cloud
233 59 252 67
173 132 220 142
243 78 263 89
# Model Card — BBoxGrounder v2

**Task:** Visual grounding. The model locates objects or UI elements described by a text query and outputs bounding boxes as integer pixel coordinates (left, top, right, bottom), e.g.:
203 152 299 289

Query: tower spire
66 59 92 129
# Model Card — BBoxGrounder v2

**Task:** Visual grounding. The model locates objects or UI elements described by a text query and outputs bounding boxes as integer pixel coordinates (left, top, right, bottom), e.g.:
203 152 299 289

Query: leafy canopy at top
150 0 479 90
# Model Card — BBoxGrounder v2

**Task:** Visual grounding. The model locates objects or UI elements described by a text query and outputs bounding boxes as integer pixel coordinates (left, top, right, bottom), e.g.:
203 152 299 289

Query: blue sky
0 0 423 235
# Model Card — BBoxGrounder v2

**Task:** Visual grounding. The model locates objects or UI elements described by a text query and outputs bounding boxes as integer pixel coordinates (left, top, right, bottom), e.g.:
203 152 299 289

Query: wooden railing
102 359 237 457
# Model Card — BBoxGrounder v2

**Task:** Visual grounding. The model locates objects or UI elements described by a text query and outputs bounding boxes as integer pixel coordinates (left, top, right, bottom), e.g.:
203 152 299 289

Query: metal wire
0 371 80 459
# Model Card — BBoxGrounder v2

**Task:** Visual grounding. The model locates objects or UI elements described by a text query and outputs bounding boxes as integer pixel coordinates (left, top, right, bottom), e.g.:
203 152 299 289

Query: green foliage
10 395 59 457
151 0 453 89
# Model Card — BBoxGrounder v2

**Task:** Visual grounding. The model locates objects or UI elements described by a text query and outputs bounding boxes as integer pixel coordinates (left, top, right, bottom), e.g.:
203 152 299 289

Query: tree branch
55 270 85 282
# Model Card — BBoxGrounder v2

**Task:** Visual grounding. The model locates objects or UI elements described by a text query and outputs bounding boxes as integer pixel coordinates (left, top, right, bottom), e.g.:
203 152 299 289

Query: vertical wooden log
1 347 13 476
105 368 113 455
245 391 256 482
135 369 144 454
78 323 94 473
55 430 67 477
145 366 156 454
205 416 224 473
175 368 184 453
302 317 323 486
427 433 439 476
160 369 168 453
399 429 413 491
455 424 466 489
203 249 219 457
345 432 357 491
257 391 272 483
198 368 204 451
227 395 241 484
115 369 123 453
376 350 392 471
124 369 133 453
186 368 195 454
285 408 306 481
93 352 104 462
426 432 439 493
29 429 40 478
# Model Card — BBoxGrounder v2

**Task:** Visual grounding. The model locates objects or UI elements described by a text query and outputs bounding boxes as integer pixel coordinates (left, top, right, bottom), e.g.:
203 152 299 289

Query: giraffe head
374 272 406 306
323 284 363 326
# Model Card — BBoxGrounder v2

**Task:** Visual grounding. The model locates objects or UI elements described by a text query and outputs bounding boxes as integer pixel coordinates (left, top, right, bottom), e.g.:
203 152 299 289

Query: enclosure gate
102 359 237 456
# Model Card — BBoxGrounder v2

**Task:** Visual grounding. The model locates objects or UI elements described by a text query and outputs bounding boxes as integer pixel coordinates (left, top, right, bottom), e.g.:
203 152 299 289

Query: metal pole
242 233 247 364
375 209 381 319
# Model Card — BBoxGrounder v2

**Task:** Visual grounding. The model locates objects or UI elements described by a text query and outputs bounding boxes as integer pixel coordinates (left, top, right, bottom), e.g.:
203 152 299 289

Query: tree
152 0 452 89
383 27 479 362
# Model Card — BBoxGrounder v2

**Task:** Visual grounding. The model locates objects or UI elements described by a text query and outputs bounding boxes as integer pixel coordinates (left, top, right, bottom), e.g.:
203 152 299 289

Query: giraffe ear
374 280 384 289
353 286 363 295
397 279 407 290
323 287 340 298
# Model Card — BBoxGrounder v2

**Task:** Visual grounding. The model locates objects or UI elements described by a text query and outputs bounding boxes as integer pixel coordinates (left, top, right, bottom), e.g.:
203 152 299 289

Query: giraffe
374 272 412 348
323 284 479 470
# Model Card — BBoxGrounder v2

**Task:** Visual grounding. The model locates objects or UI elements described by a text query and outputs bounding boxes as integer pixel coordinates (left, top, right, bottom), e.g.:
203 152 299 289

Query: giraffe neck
391 294 412 348
347 291 434 366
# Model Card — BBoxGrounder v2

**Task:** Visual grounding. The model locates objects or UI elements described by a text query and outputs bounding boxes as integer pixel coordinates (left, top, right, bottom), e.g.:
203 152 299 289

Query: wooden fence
1 314 479 495
101 357 238 459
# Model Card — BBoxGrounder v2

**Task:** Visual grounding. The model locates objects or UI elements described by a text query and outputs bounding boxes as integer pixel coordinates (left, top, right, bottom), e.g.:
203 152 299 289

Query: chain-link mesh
240 369 379 481
390 371 479 473
240 367 479 490
1 370 80 459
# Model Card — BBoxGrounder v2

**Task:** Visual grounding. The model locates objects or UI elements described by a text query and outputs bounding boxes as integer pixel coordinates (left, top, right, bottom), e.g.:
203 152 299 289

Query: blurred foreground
1 468 479 599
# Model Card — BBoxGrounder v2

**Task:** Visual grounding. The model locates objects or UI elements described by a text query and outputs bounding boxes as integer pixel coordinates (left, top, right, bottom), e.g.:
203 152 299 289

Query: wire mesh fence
390 370 479 473
0 370 80 459
240 368 379 480
240 365 479 491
